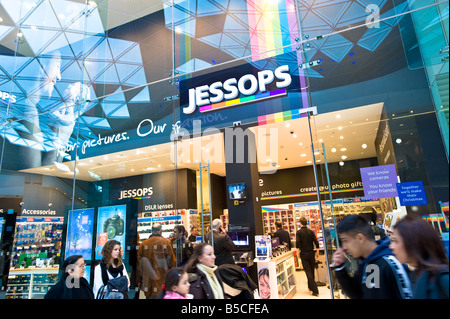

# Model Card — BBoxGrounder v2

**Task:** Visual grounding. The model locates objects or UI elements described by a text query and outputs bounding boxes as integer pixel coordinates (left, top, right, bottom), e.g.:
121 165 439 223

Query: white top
93 263 130 298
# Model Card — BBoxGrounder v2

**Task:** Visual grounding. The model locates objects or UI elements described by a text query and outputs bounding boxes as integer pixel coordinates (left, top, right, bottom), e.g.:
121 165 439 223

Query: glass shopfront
0 0 448 300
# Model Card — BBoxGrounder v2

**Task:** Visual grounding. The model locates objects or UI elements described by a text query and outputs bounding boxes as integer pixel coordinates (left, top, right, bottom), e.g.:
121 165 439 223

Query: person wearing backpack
93 240 130 299
390 215 449 299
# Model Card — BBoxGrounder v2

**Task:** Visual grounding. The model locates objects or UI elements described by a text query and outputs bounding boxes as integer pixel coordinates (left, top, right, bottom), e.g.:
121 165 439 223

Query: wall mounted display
95 205 127 259
65 208 94 261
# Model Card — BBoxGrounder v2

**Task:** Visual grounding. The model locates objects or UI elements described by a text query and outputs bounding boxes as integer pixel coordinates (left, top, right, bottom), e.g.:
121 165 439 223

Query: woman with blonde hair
93 240 130 298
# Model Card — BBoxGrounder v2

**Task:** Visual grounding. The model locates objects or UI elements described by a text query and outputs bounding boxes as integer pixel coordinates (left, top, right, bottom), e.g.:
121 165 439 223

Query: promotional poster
95 205 127 259
65 208 94 260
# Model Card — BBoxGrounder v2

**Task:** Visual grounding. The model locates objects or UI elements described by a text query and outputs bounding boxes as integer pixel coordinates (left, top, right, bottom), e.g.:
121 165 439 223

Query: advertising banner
396 181 428 206
65 208 94 260
95 205 127 259
360 164 399 200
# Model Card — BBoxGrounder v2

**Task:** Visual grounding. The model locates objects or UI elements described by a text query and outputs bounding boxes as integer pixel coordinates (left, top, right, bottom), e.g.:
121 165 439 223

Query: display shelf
6 267 59 299
256 251 297 299
137 209 198 244
11 217 63 269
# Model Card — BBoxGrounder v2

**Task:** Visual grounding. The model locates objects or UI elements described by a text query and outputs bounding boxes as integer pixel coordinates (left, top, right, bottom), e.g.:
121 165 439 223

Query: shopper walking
390 215 449 299
172 225 193 267
211 219 236 266
157 267 191 299
296 217 320 296
45 255 94 299
137 222 176 298
332 214 412 299
273 221 292 250
188 227 199 242
185 243 225 299
93 240 130 298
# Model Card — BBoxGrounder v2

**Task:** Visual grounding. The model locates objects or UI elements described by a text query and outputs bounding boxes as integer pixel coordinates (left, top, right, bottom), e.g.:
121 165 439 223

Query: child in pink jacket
158 267 191 299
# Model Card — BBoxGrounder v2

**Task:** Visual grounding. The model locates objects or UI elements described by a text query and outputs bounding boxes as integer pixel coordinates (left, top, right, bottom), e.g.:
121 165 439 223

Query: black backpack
96 263 129 299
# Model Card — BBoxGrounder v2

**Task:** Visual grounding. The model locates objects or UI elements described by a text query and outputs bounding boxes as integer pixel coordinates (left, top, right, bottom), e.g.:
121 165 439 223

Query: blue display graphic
228 183 247 200
65 208 94 261
95 205 126 259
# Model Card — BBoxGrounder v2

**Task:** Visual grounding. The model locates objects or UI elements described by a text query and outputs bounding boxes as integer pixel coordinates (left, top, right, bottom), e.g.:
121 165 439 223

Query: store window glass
0 0 448 301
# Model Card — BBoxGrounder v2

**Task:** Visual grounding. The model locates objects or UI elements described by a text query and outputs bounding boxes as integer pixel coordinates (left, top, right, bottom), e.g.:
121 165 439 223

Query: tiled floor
292 269 333 299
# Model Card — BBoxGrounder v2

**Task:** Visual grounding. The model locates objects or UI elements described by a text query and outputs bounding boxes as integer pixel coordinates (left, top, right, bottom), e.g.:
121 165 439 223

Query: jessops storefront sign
183 65 292 115
179 61 304 131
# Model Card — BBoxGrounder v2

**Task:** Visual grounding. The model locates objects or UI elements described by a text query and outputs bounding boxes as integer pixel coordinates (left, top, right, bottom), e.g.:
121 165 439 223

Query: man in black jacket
273 221 292 250
211 219 236 266
332 214 412 299
296 217 320 296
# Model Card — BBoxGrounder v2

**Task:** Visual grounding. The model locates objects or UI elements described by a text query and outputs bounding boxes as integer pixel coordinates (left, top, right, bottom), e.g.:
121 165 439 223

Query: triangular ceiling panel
22 0 61 30
1 0 41 24
128 87 151 103
118 44 143 64
86 38 114 62
122 68 147 87
109 105 130 118
22 29 60 55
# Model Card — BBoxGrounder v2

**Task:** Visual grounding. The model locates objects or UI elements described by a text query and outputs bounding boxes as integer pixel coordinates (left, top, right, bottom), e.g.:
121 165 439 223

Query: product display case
256 250 297 299
137 209 198 243
262 209 296 240
6 267 59 299
11 217 63 269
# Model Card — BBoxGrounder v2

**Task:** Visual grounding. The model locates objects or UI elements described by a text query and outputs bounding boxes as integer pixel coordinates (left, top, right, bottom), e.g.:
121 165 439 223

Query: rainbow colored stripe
258 107 306 125
247 0 310 108
247 0 296 61
199 88 287 113
260 188 365 201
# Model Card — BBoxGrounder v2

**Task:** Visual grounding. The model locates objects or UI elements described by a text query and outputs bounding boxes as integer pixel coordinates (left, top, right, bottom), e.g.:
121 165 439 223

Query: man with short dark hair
273 221 292 250
296 217 320 296
332 214 412 299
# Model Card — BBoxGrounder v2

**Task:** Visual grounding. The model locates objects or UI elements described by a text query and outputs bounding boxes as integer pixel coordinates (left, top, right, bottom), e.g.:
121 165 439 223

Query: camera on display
104 215 125 239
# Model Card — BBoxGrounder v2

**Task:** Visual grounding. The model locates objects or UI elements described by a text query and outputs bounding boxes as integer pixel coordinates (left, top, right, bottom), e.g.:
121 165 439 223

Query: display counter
256 250 296 299
6 267 59 299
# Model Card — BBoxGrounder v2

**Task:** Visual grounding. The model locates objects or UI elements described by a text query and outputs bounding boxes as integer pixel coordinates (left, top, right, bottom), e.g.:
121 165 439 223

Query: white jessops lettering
183 65 292 114
119 187 154 200
0 90 17 103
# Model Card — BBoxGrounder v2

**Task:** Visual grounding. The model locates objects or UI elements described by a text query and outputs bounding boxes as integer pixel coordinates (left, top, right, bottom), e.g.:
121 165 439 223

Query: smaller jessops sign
360 164 399 200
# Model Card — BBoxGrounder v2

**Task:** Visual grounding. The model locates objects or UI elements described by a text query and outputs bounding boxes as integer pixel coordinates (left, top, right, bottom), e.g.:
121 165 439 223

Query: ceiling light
341 155 348 160
339 161 345 166
285 123 290 128
336 114 341 119
306 161 312 164
340 136 344 140
331 148 337 153
301 154 307 157
338 127 343 130
340 148 347 152
362 144 368 149
396 138 402 144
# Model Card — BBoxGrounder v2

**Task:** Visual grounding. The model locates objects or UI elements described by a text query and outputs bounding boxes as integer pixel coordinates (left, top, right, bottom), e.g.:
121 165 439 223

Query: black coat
212 230 236 266
334 237 413 299
412 266 449 299
44 274 94 299
273 228 292 250
188 267 225 299
217 264 257 299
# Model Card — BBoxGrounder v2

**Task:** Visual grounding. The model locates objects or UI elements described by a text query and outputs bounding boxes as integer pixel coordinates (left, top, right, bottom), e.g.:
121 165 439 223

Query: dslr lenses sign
95 205 126 259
